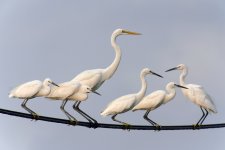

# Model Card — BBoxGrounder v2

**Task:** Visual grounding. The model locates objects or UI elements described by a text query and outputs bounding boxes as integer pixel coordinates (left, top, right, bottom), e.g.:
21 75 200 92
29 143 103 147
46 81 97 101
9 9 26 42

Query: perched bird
9 78 59 119
101 68 163 126
132 82 188 129
165 64 217 128
49 28 141 124
46 82 100 124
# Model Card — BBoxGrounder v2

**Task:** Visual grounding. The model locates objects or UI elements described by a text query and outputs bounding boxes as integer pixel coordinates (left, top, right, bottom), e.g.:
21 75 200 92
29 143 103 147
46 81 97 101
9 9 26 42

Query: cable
0 108 224 130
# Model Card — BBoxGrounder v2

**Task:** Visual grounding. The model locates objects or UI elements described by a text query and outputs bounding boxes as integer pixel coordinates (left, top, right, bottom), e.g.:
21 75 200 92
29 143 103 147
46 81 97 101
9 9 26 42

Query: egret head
141 68 163 78
44 78 59 87
167 82 188 89
112 28 141 37
165 64 187 72
81 85 101 96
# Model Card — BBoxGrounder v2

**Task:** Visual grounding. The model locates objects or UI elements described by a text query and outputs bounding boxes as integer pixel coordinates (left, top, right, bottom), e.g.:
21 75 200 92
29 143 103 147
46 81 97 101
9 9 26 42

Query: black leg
143 110 157 126
21 98 38 120
200 109 209 125
72 101 92 123
111 114 129 124
60 99 77 125
73 101 98 128
111 114 131 130
196 107 205 125
143 110 160 131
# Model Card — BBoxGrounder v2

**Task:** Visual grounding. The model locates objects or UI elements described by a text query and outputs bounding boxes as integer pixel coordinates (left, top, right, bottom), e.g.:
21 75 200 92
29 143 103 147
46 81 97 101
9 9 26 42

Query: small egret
132 82 188 129
50 28 141 124
9 78 59 119
165 64 217 128
46 82 100 124
101 68 163 126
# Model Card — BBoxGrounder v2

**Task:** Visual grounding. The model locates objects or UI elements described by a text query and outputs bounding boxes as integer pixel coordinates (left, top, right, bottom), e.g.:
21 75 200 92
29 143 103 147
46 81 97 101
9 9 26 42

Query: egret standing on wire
9 78 59 119
49 28 141 125
46 82 100 125
132 82 188 130
165 64 217 128
101 68 163 127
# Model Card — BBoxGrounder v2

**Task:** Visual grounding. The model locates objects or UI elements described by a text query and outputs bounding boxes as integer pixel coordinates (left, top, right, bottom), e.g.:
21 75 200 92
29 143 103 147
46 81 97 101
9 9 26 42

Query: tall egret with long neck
49 29 141 124
9 78 59 119
101 68 163 126
165 64 217 128
132 82 188 129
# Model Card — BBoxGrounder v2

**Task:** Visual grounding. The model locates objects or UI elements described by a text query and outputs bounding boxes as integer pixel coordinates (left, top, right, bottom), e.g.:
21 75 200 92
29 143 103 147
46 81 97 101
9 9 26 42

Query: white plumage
132 82 188 128
166 64 217 126
48 28 141 124
101 68 163 125
46 82 99 123
9 78 59 118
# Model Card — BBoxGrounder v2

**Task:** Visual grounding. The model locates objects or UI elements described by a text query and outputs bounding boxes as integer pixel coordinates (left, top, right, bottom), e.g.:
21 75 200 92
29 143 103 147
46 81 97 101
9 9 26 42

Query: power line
0 108 224 130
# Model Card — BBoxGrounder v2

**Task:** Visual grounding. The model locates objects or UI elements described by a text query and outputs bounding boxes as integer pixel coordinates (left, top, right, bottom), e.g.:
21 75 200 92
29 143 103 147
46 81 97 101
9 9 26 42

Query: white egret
49 28 141 124
132 82 188 129
165 64 217 128
101 68 163 126
9 78 59 119
46 82 100 125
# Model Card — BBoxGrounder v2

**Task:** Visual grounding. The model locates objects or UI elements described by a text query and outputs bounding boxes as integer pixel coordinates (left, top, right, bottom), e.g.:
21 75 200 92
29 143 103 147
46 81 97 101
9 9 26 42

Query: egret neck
136 71 148 103
103 31 121 80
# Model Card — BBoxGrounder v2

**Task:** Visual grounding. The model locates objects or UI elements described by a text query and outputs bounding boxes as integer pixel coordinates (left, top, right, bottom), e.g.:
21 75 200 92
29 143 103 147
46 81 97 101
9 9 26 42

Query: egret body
132 82 187 128
9 78 59 118
165 64 217 127
101 68 163 125
49 28 141 124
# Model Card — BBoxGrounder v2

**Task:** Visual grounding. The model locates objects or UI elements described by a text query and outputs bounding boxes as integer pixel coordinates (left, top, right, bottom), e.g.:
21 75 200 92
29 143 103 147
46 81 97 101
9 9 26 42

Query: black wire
0 108 224 130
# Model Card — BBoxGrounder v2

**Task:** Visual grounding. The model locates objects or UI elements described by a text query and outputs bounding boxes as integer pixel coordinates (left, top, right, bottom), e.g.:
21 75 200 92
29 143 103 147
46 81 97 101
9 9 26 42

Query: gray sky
0 0 225 149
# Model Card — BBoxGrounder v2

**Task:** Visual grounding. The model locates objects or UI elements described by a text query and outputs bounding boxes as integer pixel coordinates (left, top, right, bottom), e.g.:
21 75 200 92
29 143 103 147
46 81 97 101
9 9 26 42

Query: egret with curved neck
165 64 217 128
132 82 188 129
101 68 163 126
49 29 141 125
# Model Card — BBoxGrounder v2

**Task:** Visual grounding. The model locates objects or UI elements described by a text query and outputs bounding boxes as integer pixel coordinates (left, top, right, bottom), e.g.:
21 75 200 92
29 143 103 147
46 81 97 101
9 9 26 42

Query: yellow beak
122 30 141 35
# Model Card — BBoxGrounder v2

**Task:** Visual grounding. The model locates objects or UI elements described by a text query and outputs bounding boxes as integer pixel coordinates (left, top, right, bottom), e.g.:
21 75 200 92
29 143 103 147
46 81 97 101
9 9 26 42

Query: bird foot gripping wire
192 124 201 130
68 120 78 126
122 123 131 131
154 124 161 131
31 113 39 121
88 120 99 129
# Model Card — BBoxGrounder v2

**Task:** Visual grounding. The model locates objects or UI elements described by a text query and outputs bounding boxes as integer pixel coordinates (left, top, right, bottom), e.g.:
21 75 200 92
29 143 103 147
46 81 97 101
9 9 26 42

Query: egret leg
21 98 39 120
111 114 131 131
199 109 209 125
73 101 98 128
60 99 77 125
193 107 205 129
72 101 92 127
143 110 161 131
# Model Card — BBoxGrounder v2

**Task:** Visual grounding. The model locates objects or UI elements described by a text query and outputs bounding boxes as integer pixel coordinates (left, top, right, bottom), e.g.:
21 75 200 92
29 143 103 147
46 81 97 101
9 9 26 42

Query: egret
46 82 100 125
165 64 217 128
101 68 163 127
132 82 188 130
9 78 59 119
49 28 141 124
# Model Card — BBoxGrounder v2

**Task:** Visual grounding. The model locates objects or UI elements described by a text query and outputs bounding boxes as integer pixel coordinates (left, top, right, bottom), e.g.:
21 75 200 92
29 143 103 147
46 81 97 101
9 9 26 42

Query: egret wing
133 90 165 110
10 80 42 98
47 82 80 100
71 69 103 88
101 94 136 116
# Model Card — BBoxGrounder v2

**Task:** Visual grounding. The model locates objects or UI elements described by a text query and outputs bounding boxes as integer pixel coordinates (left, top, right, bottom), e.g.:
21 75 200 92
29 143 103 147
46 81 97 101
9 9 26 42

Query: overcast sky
0 0 225 149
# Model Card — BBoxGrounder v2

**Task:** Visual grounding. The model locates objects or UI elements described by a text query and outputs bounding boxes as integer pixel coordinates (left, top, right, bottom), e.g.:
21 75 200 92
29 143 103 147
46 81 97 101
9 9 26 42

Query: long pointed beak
122 30 141 35
165 67 178 72
150 71 163 78
51 82 60 87
174 84 188 89
91 90 101 96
